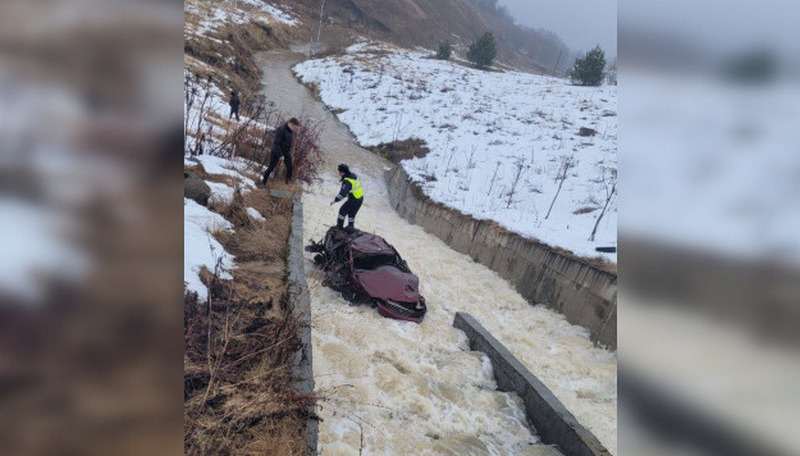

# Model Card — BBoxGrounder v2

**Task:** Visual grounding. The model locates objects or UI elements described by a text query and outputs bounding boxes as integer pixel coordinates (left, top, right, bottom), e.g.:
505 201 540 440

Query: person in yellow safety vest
329 163 364 232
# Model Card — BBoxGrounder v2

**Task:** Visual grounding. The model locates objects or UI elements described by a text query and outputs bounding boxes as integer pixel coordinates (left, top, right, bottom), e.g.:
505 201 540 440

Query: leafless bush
392 108 411 142
444 147 457 177
184 72 214 156
545 155 576 219
467 145 478 169
290 115 325 184
488 161 502 198
209 100 280 162
589 167 617 242
505 156 529 208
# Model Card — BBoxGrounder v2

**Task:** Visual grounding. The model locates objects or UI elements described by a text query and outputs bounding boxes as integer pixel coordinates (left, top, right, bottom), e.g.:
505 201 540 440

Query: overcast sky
498 0 617 57
618 0 799 58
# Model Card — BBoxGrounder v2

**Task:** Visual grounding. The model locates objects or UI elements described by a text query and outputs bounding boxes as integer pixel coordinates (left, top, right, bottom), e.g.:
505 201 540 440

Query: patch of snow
246 206 266 221
261 3 298 26
197 6 247 36
184 198 234 301
188 154 257 190
207 181 235 206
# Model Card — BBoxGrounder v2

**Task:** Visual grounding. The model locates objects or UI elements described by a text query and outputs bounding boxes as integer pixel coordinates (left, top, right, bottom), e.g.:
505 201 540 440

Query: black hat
337 164 349 174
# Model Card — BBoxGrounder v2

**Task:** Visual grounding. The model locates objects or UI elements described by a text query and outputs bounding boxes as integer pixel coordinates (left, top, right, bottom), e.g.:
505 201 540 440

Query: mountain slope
285 0 569 73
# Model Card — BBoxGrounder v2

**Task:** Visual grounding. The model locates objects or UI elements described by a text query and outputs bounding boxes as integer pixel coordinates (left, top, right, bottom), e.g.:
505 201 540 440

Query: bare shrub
365 137 431 164
290 115 325 184
505 156 529 208
487 161 502 198
588 171 617 242
184 72 213 156
207 100 280 161
545 155 576 219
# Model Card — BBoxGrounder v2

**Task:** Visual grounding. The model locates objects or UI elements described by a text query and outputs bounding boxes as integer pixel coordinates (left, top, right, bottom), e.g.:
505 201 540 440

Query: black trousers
263 152 292 183
337 197 363 229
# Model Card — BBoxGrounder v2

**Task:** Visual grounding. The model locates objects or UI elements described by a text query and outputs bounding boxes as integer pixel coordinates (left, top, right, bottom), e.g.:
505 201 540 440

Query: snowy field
295 42 617 261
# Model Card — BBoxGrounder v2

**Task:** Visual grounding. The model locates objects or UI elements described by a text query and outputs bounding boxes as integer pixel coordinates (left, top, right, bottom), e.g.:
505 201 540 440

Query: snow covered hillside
295 42 617 262
183 0 300 300
184 0 299 153
184 0 297 39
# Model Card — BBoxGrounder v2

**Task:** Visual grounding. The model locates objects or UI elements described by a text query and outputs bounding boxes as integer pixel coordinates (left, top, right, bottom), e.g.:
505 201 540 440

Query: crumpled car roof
349 233 395 256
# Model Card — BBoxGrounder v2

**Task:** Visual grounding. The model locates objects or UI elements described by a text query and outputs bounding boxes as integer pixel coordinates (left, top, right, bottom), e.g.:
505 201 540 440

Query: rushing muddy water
259 50 617 455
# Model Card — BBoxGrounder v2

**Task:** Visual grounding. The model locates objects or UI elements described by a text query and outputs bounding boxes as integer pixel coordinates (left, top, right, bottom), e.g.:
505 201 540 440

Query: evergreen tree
437 41 452 60
467 32 497 69
569 45 606 86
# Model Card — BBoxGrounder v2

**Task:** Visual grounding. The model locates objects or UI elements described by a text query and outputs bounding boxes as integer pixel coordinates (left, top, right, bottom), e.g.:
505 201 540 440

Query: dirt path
259 49 617 455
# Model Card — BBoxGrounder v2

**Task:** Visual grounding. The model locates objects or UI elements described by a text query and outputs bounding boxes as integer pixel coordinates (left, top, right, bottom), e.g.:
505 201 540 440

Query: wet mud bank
387 166 617 349
455 312 612 456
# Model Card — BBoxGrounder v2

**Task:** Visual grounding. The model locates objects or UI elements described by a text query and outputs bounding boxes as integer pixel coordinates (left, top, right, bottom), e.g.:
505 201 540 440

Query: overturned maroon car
305 227 427 323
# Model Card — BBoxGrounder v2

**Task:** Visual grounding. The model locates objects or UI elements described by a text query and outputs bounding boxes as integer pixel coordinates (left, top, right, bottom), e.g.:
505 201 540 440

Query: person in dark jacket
262 118 300 184
329 164 364 231
228 90 240 121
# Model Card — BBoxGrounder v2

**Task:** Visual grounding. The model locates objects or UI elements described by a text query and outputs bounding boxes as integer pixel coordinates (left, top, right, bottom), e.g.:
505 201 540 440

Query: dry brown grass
585 255 618 274
573 206 599 215
184 163 210 180
185 13 288 97
366 137 431 164
219 187 251 228
185 184 310 455
185 5 315 451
